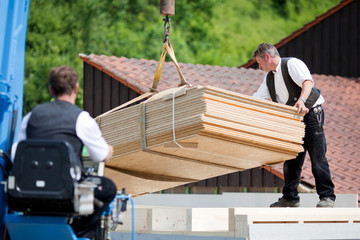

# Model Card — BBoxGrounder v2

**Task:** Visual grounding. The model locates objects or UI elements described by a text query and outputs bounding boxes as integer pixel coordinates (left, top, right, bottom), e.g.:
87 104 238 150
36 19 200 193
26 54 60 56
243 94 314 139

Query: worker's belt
311 104 322 113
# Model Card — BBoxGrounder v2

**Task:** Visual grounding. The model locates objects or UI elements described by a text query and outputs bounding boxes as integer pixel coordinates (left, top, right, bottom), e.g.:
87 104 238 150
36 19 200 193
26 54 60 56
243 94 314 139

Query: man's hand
295 99 309 114
295 79 313 114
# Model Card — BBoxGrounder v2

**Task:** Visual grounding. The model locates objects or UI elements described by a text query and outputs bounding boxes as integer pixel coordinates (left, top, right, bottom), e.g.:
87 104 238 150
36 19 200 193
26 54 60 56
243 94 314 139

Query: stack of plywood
97 85 304 196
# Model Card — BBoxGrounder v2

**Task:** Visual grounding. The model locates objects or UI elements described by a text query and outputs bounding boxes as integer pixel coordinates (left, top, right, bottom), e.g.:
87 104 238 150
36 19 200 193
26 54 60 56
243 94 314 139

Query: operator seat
5 139 98 240
7 139 93 216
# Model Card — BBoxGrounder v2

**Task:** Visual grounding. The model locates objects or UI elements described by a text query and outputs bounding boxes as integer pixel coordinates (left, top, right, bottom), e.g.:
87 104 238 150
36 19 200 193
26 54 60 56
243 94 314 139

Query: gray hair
252 43 280 59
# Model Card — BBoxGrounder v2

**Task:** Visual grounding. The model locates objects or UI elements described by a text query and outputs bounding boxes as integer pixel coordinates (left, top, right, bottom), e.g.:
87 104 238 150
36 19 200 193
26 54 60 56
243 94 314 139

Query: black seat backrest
7 139 83 215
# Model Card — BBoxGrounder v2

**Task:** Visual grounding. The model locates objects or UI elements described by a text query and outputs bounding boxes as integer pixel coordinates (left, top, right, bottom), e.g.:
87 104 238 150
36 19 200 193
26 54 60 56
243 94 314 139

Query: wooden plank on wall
129 88 139 100
251 168 262 188
321 17 331 75
349 1 359 77
240 169 251 188
186 179 205 188
206 177 218 187
83 63 94 116
110 77 120 109
228 172 240 187
312 24 322 74
340 6 349 77
330 12 341 76
262 168 276 187
119 84 129 105
302 38 312 71
218 174 228 187
102 73 111 113
93 68 103 117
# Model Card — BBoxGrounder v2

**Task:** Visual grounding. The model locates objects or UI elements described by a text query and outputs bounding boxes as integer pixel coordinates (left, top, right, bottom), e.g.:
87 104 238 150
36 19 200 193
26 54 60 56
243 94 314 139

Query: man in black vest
16 65 117 238
252 43 336 208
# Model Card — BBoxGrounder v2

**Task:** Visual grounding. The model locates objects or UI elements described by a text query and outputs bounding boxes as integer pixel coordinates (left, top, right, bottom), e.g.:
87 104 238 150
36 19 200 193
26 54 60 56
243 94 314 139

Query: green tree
23 0 341 114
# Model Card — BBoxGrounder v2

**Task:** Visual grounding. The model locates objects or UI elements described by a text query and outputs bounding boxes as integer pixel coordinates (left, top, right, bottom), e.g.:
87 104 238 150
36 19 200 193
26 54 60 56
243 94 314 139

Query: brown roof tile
80 53 360 196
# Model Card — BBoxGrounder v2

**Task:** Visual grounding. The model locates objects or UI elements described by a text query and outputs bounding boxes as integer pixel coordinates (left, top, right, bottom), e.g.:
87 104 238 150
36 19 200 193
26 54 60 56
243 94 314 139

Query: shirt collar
273 58 281 73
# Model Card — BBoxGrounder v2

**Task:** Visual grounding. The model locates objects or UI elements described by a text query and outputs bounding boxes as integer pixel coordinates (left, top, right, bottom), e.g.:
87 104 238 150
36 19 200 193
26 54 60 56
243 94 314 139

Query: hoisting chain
163 15 171 44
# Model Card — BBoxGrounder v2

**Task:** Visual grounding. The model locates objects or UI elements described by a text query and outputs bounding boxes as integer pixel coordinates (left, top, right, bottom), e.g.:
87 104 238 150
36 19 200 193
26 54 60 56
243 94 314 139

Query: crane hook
160 0 175 44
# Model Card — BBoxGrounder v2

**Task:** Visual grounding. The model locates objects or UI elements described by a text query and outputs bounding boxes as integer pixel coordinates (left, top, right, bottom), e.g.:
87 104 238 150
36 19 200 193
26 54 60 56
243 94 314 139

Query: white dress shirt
253 58 324 107
16 111 109 162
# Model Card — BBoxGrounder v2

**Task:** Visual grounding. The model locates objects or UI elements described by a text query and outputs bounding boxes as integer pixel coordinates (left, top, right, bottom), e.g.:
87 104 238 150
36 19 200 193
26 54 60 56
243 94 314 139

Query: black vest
26 100 84 163
266 57 320 109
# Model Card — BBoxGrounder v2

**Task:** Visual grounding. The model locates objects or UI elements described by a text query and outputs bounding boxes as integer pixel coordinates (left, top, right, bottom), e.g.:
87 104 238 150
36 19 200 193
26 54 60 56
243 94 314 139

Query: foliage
23 0 340 114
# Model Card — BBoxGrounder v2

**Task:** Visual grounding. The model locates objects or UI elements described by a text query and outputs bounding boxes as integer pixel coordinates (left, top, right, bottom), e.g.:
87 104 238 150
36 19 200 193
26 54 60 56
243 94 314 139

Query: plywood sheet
97 85 305 196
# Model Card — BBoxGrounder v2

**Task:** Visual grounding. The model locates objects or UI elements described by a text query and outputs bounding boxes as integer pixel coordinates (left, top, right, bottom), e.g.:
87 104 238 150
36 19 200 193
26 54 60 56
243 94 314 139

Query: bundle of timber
97 85 305 196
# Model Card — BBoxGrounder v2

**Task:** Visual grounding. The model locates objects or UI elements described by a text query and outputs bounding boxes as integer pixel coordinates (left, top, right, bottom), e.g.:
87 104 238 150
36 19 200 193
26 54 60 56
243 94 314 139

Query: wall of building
245 0 360 78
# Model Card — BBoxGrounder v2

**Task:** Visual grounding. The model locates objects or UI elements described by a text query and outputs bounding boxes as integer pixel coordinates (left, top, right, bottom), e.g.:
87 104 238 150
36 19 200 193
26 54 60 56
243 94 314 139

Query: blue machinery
0 1 135 239
0 0 29 237
4 193 136 240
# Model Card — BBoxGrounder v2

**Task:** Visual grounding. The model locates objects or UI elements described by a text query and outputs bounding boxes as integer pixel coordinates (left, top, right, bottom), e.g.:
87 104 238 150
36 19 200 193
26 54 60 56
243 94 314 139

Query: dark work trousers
71 176 117 238
282 105 336 201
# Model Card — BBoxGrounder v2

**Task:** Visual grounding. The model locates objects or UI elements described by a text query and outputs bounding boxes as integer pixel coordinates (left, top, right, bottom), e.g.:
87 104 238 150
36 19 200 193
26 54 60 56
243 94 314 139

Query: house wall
246 0 360 78
83 63 139 117
82 62 285 193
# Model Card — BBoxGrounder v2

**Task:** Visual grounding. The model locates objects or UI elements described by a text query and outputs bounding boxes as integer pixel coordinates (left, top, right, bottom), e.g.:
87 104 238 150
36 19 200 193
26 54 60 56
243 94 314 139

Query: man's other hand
295 100 309 114
103 145 114 162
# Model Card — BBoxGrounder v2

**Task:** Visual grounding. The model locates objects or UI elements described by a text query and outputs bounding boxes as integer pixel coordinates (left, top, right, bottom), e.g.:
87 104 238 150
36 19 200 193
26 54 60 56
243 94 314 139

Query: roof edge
262 165 284 180
79 54 146 95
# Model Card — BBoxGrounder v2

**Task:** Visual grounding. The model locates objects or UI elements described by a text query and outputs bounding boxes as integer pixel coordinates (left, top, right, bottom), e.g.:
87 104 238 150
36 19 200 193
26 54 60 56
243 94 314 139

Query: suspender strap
266 71 277 103
266 58 320 108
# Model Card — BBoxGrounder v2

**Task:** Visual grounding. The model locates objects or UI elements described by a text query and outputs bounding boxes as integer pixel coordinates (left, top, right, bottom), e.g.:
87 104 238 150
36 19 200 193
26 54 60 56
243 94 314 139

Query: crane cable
150 15 190 92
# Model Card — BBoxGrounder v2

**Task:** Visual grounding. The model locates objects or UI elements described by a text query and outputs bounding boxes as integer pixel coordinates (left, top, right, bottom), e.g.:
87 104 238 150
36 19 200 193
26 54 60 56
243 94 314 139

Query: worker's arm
76 111 113 162
11 113 32 159
103 145 114 163
295 79 313 114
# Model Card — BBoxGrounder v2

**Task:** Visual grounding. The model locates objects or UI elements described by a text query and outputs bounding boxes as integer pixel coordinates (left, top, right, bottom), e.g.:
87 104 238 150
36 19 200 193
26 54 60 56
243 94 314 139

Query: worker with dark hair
252 43 336 208
16 65 117 238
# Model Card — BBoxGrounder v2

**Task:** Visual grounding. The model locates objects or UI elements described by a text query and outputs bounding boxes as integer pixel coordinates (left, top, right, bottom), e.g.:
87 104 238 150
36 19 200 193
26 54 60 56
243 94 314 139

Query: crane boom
0 0 30 237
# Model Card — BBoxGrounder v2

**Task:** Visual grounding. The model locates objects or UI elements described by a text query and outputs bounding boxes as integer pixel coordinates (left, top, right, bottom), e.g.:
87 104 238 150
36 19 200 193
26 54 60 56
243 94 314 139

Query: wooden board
97 85 305 196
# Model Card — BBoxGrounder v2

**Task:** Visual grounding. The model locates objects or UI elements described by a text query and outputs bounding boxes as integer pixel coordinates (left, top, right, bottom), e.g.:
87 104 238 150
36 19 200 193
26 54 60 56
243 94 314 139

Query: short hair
252 43 280 59
48 65 78 96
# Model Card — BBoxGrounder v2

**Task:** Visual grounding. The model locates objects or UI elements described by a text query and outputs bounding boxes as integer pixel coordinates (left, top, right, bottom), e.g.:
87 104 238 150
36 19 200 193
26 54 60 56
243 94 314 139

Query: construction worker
252 43 336 208
16 65 117 238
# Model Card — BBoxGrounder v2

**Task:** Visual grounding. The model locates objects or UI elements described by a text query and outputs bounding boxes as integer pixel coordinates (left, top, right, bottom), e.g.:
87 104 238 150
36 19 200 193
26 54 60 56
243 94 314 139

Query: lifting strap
96 41 189 124
97 15 190 125
150 42 190 92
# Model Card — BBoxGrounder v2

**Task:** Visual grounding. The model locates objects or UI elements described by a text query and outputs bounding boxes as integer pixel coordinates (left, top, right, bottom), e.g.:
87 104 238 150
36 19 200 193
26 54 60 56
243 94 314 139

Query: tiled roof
80 53 360 196
241 0 356 68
